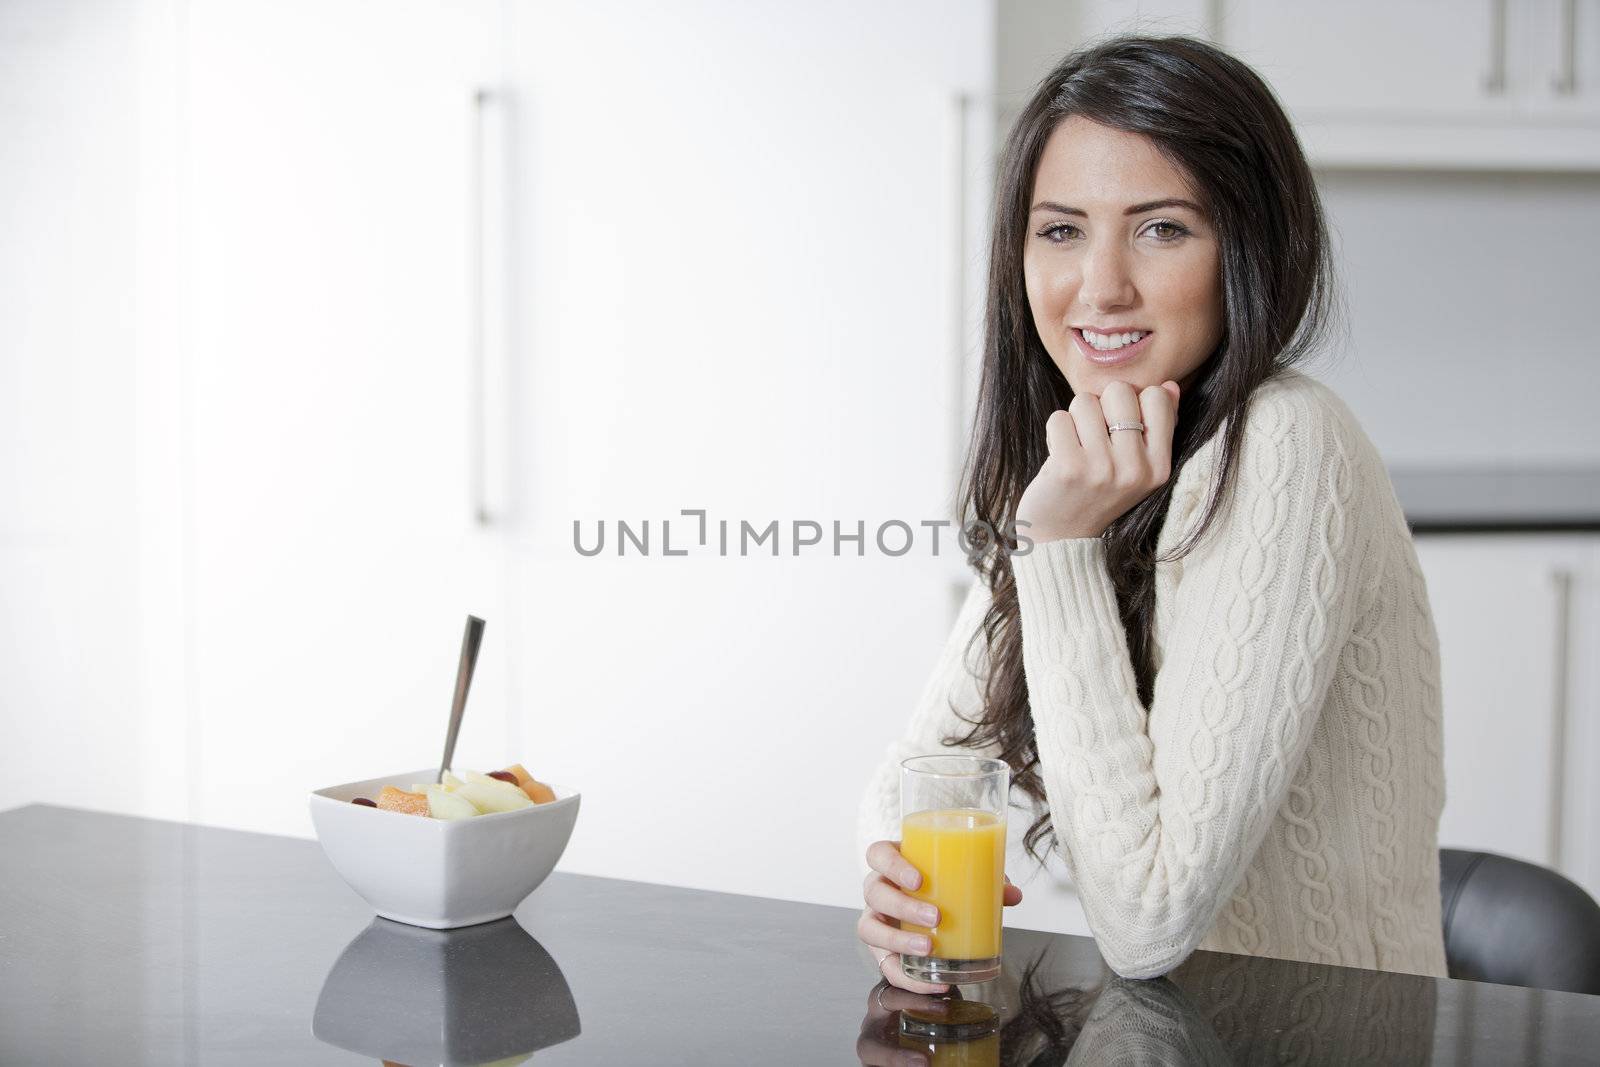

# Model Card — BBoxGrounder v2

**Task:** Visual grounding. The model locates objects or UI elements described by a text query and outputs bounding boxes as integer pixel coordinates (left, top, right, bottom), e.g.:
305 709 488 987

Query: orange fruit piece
376 785 430 817
521 779 557 804
497 762 556 804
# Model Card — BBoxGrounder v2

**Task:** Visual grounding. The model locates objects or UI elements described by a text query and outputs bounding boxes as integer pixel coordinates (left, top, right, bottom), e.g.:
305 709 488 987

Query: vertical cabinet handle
1553 0 1578 94
1547 567 1573 870
948 91 969 509
470 88 509 527
470 89 491 526
1484 0 1508 94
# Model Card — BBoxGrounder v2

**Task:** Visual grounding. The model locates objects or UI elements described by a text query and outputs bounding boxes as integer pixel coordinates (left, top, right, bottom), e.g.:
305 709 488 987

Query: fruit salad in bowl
310 763 579 929
348 763 559 819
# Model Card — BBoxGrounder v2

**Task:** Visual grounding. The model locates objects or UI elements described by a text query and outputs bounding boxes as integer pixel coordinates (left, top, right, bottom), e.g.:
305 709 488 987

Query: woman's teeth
1081 329 1148 351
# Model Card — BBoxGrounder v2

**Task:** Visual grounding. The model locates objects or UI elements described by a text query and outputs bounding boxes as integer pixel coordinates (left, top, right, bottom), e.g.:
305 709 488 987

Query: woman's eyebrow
1029 197 1203 216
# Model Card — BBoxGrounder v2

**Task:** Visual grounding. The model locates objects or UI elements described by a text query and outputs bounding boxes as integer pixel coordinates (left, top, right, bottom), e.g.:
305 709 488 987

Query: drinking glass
898 755 1008 985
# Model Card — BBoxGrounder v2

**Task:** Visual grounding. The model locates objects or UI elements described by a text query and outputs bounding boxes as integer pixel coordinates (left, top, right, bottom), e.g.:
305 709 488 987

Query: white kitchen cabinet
492 0 994 908
1225 1 1600 170
1414 534 1600 902
178 0 512 835
0 0 148 818
1066 1 1600 170
1225 1 1504 116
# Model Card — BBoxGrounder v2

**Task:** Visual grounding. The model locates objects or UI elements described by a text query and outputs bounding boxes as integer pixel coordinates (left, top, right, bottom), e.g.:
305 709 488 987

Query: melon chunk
457 770 535 813
376 785 430 817
424 784 480 820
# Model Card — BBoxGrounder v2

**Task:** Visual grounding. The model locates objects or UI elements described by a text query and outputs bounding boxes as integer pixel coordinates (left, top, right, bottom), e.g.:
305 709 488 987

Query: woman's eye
1036 223 1081 243
1146 219 1190 242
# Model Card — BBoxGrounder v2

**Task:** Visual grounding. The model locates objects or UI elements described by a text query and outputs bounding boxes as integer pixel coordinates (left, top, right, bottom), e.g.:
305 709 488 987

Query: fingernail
920 906 939 925
912 937 932 954
903 870 921 890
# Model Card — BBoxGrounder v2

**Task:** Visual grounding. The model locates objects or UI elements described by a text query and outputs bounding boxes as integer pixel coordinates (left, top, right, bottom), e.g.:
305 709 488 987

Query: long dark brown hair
949 34 1339 865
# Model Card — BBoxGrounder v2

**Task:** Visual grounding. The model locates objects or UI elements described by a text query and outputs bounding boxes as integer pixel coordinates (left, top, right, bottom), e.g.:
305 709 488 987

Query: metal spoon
437 615 486 784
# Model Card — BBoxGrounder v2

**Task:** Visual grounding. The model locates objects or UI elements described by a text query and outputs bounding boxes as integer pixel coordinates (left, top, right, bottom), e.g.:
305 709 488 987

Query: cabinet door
1225 1 1501 117
0 0 145 816
1414 535 1597 900
182 0 506 836
498 0 991 908
1522 0 1600 119
1214 0 1600 169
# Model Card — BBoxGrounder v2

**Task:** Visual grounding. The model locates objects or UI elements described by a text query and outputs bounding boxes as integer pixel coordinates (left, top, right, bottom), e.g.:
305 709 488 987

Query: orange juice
898 1032 1000 1066
899 808 1005 960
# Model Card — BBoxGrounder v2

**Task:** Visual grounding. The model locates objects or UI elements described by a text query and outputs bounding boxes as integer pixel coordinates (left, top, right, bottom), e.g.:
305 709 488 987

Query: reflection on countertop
313 917 580 1066
861 928 1593 1066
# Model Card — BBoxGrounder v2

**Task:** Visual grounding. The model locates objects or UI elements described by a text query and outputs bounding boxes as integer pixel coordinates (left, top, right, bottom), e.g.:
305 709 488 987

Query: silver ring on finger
1107 421 1145 434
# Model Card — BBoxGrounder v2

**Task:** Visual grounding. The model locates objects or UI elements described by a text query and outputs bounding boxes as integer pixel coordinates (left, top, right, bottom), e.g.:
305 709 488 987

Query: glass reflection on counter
900 997 1001 1066
858 941 1438 1065
858 953 1093 1067
313 916 580 1066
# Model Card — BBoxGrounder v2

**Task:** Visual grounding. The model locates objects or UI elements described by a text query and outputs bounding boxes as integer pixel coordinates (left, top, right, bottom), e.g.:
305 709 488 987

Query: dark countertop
1389 466 1600 533
2 804 1597 1065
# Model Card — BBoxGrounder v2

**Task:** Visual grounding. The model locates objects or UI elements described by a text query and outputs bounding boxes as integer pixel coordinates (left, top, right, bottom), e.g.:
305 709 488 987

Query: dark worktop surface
2 804 1597 1064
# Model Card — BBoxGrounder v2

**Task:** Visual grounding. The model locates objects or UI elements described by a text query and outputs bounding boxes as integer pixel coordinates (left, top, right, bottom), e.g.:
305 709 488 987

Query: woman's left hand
1015 378 1181 544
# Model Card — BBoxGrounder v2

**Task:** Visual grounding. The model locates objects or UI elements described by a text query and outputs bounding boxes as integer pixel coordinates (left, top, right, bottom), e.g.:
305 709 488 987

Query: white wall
1310 168 1600 468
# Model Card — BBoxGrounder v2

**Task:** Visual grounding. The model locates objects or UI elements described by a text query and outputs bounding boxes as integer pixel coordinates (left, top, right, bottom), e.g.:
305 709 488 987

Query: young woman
856 34 1448 991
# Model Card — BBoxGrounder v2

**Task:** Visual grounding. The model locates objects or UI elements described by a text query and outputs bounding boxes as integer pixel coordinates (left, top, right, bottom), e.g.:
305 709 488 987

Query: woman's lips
1073 328 1153 367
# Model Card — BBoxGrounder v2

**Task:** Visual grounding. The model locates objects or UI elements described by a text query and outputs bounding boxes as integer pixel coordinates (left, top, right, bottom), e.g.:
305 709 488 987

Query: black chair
1439 848 1600 995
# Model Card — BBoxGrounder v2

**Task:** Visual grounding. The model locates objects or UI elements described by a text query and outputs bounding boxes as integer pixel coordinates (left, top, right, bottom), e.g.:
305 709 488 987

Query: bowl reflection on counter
313 916 580 1066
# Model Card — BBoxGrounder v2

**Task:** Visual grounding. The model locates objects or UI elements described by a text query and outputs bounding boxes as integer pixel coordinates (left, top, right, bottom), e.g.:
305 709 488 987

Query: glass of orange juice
899 755 1008 985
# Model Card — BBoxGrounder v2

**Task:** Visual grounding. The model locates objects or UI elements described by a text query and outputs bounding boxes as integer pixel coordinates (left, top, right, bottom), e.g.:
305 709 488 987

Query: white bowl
309 767 580 929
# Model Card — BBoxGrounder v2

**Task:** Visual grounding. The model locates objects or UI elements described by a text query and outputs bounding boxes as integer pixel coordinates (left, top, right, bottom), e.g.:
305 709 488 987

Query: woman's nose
1076 241 1136 315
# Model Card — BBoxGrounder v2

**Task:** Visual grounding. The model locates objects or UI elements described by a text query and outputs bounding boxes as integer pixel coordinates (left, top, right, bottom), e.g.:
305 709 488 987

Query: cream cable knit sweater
858 369 1449 980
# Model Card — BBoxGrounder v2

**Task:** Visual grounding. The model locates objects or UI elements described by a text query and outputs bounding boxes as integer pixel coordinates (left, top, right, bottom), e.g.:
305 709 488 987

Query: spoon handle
438 615 487 784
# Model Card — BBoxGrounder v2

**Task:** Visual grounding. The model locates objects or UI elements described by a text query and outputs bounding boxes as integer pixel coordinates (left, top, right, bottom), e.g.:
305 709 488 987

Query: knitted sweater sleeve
1009 386 1368 979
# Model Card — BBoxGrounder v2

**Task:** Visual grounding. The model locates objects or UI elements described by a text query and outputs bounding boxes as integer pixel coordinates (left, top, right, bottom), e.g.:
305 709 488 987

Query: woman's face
1023 115 1224 399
